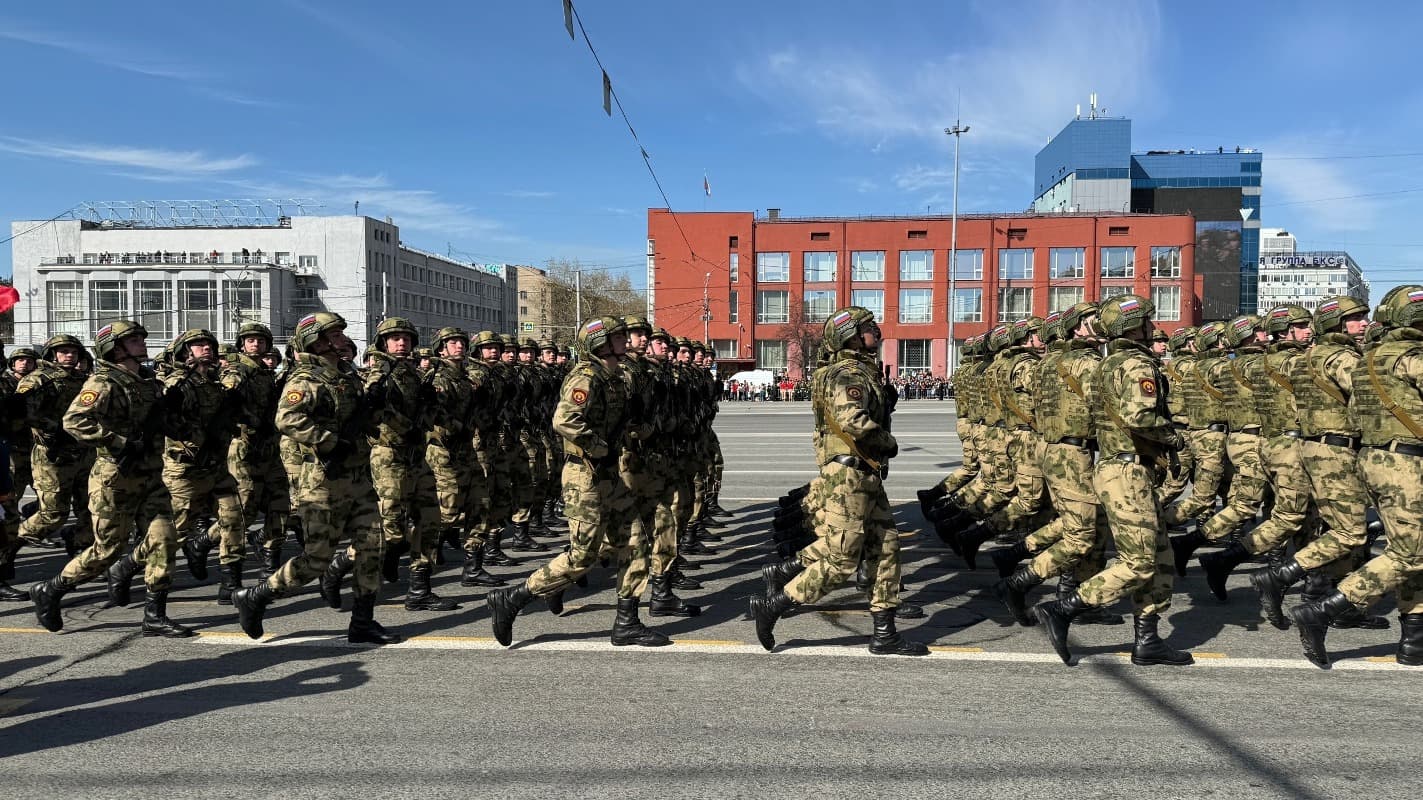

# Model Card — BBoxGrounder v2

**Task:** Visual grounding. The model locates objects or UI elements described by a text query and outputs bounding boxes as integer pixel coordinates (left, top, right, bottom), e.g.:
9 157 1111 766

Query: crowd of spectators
891 372 954 400
720 372 953 401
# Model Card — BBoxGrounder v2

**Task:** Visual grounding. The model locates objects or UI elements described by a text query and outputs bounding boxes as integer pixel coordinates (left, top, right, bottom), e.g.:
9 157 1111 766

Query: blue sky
2 1 1421 303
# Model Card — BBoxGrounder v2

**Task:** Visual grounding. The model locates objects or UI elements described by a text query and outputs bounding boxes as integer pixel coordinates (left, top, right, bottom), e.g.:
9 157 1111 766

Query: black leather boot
233 582 278 640
749 590 798 651
1200 541 1251 602
699 509 726 534
0 579 28 602
349 592 402 644
1398 614 1423 667
669 564 701 590
854 561 870 593
107 553 140 606
611 597 672 646
761 558 806 599
31 575 75 632
649 574 700 617
488 583 534 646
1130 614 1193 666
405 566 459 611
1331 604 1391 630
993 566 1044 627
673 554 701 572
142 590 195 638
529 507 550 536
775 535 816 559
545 589 565 616
933 516 970 559
1034 592 1090 664
1289 591 1356 668
507 520 548 552
183 531 214 581
1169 528 1209 577
679 524 714 556
259 543 283 581
778 485 810 508
436 528 462 565
320 550 353 610
381 539 411 583
1301 572 1389 629
895 601 926 619
955 521 998 571
1059 574 1123 625
1250 558 1305 630
917 485 948 518
460 546 505 587
773 504 804 525
217 562 243 606
482 528 518 567
868 609 930 656
991 539 1031 578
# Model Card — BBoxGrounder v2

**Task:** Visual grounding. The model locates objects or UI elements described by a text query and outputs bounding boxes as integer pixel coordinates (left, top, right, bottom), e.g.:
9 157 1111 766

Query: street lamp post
944 121 969 377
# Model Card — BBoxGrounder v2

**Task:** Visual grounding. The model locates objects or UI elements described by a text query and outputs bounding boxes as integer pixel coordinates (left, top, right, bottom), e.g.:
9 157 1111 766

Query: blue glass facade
1034 118 1132 198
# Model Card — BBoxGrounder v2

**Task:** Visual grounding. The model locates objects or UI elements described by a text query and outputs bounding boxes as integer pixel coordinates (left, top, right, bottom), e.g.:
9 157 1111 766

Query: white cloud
0 136 258 175
1262 136 1384 234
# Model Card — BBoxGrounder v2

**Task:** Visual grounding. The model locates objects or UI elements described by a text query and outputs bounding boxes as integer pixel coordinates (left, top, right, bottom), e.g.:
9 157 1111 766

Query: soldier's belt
1206 423 1229 433
1234 425 1262 435
1172 422 1189 430
1281 430 1304 439
1013 424 1034 432
826 454 886 477
1307 433 1361 451
989 421 1006 429
1105 452 1151 465
1055 436 1097 450
1369 440 1423 458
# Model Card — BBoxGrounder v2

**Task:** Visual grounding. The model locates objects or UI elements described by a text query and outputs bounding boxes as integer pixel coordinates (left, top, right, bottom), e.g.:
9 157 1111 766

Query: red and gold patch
846 386 863 401
77 390 99 407
283 389 304 405
570 388 588 405
1139 378 1157 397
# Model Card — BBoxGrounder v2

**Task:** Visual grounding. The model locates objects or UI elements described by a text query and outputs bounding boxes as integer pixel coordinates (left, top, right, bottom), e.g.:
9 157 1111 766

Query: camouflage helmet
1311 296 1369 336
499 334 519 350
822 306 876 351
649 327 672 343
558 346 572 358
1097 294 1156 339
172 328 219 361
7 345 39 367
1385 284 1423 329
1041 311 1064 344
94 319 149 362
235 321 274 350
987 324 1012 353
1151 327 1170 343
675 336 694 351
263 347 283 366
41 333 86 362
1195 321 1226 351
375 316 419 350
1264 304 1311 337
520 337 538 352
1059 302 1100 339
578 316 626 354
1364 321 1387 345
1167 326 1197 354
537 338 558 353
1374 285 1414 330
413 346 434 361
470 330 500 350
622 315 653 334
1222 314 1263 348
291 312 346 354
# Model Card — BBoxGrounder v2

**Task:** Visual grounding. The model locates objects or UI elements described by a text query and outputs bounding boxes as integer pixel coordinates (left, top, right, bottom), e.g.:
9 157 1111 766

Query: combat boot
1034 593 1090 664
955 521 998 571
319 550 353 610
31 575 75 632
1289 591 1356 668
679 524 715 556
761 558 806 599
488 583 534 646
1398 614 1423 667
917 485 948 518
993 566 1044 627
106 553 140 606
404 566 460 611
1169 528 1209 577
868 609 930 656
895 601 926 619
259 543 283 582
217 562 243 606
1059 575 1123 625
1200 541 1251 602
1250 558 1305 630
233 582 278 640
482 528 518 567
544 589 565 616
991 539 1031 578
611 597 672 646
182 531 215 581
1130 614 1193 666
1302 571 1389 630
381 539 411 583
349 592 402 645
673 553 701 572
436 528 462 565
460 546 505 587
778 485 810 509
60 526 83 558
749 590 798 651
649 574 700 617
507 520 548 552
529 506 550 536
142 590 195 638
0 580 27 602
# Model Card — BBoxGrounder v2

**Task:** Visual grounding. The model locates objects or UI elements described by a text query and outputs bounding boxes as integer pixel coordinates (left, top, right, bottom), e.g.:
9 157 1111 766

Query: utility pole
944 119 970 377
575 268 582 331
701 272 712 344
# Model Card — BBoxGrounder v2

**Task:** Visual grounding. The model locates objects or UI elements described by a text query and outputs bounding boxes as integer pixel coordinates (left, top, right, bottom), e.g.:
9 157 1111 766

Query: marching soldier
15 335 95 557
1162 322 1232 529
223 323 291 580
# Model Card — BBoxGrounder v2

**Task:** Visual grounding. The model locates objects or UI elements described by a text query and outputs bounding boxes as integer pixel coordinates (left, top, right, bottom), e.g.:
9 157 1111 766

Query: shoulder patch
846 386 863 401
16 384 31 394
1139 378 1157 396
283 389 304 405
570 388 589 405
77 390 99 406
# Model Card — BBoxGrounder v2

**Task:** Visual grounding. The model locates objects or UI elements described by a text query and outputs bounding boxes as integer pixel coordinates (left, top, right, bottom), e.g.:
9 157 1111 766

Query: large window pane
851 289 884 321
756 290 789 323
999 248 1034 280
728 289 739 324
952 249 984 280
898 339 931 374
756 252 790 282
1101 246 1135 278
756 339 787 370
729 252 739 282
997 287 1033 321
804 251 837 282
134 281 172 342
47 280 85 338
1049 247 1085 279
1151 246 1181 278
711 339 737 359
851 251 885 282
899 250 933 281
89 280 128 339
1100 284 1133 301
952 288 983 322
180 280 218 332
1152 285 1182 321
1048 286 1084 312
803 290 836 323
225 279 262 334
899 288 932 323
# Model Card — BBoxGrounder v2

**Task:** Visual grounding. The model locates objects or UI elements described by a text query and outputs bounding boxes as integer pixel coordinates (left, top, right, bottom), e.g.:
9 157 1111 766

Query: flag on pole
0 284 19 314
703 172 711 197
602 71 612 116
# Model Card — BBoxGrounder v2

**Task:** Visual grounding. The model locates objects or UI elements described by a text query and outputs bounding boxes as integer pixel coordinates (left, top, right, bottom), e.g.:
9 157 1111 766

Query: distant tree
540 258 647 354
777 302 825 379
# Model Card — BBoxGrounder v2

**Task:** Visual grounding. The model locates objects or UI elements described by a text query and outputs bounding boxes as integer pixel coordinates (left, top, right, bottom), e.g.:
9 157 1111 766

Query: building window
1152 285 1182 321
952 249 984 280
756 290 789 323
998 287 1033 321
1151 246 1181 278
900 250 933 281
803 290 836 323
1101 246 1135 278
756 252 790 282
952 288 983 322
224 280 262 331
899 288 932 324
999 248 1033 280
728 290 739 323
126 281 172 343
1049 286 1084 312
47 281 85 338
729 252 739 282
851 251 885 282
851 289 884 321
907 230 928 240
756 340 787 370
1100 284 1133 301
810 231 830 242
274 252 293 266
180 280 218 332
1109 226 1129 236
898 339 931 375
711 339 737 359
1049 247 1085 279
89 280 128 339
804 252 837 282
728 236 739 248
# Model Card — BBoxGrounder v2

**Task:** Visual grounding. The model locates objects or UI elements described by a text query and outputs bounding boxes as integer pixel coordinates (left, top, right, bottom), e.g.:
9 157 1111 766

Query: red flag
0 285 19 314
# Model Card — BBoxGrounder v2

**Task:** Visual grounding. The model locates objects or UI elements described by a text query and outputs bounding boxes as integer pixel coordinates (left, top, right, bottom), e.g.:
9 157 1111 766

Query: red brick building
647 209 1200 377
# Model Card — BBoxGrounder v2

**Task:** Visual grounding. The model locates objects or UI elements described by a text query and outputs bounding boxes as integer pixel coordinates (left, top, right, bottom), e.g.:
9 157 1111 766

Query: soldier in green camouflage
0 345 40 600
15 335 95 557
506 338 550 553
919 336 985 517
220 323 291 581
1162 322 1232 528
1155 326 1198 508
453 330 502 585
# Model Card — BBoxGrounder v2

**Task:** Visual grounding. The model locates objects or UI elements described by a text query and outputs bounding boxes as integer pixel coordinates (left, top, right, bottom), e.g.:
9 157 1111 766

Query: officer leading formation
2 288 1420 669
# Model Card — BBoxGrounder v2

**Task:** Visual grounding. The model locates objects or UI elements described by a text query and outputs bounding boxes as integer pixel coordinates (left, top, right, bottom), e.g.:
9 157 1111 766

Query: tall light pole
944 120 969 377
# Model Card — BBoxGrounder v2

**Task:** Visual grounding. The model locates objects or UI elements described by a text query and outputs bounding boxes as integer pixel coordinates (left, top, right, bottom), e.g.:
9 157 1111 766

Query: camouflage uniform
16 338 95 553
0 348 39 600
1155 328 1198 506
934 343 983 496
1163 323 1232 526
224 328 291 579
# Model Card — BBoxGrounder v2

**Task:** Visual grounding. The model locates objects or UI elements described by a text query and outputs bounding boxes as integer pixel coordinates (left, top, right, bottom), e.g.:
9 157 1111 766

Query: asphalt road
1 400 1416 799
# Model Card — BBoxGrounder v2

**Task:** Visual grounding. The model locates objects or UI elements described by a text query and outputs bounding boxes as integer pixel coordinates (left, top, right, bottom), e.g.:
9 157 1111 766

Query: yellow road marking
927 646 985 653
1365 656 1397 663
671 639 743 646
0 627 47 635
410 635 497 643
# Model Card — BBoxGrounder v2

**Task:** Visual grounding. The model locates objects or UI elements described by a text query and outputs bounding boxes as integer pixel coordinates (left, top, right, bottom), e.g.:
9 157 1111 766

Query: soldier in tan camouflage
0 345 39 601
15 335 95 557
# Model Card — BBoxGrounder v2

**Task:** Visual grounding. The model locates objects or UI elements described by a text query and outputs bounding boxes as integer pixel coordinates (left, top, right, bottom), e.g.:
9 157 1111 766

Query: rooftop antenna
1076 103 1081 120
1089 92 1098 119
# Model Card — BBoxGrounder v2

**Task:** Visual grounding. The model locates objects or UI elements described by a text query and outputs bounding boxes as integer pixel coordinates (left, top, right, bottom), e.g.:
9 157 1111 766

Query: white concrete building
8 209 518 350
1255 229 1367 312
